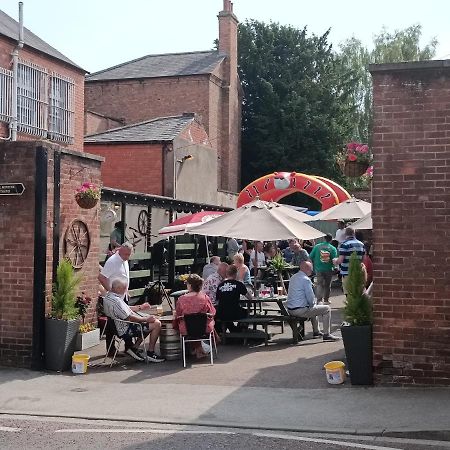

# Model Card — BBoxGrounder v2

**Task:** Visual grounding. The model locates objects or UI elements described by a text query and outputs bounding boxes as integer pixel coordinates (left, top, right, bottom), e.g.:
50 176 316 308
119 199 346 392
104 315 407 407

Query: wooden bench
219 317 274 346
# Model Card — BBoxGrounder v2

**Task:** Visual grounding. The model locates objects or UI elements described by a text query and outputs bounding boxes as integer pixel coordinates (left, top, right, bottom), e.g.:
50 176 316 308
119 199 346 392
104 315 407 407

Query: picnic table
239 295 306 344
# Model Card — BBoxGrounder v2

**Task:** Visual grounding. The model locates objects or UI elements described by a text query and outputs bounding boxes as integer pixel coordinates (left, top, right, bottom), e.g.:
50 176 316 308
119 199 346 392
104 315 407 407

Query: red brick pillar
0 141 102 368
370 61 450 385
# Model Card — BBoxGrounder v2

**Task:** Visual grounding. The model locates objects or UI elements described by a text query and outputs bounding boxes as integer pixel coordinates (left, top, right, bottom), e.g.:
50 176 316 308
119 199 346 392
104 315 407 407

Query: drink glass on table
277 286 283 296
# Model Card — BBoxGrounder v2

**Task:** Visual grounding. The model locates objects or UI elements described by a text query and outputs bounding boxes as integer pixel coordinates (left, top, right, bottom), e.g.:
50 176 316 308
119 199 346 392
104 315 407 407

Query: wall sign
0 183 25 195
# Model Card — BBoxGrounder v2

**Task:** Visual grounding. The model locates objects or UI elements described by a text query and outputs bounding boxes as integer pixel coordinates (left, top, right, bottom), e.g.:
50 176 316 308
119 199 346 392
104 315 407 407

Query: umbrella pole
205 235 210 263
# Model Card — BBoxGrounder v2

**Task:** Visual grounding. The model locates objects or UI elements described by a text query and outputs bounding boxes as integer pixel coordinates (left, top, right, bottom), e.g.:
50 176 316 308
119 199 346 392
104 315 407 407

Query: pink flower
346 142 358 151
357 145 369 154
347 153 357 162
366 166 373 176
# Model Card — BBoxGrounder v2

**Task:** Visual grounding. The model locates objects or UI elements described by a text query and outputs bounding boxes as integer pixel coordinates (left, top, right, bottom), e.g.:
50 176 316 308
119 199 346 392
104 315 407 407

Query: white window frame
17 59 48 138
48 72 75 144
0 67 13 123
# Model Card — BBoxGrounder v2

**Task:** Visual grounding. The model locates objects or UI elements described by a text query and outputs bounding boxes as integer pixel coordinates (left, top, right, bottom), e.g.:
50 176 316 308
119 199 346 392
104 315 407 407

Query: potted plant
267 253 289 293
337 142 372 178
75 182 101 209
45 259 81 371
75 292 100 350
341 252 373 385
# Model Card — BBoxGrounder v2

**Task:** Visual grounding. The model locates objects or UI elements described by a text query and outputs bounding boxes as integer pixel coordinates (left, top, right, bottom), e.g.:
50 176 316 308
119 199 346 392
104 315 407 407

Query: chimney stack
218 0 238 85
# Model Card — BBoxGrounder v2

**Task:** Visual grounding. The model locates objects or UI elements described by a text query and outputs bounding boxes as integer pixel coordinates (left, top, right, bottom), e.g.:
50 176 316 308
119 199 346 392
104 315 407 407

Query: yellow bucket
324 361 345 385
72 354 90 374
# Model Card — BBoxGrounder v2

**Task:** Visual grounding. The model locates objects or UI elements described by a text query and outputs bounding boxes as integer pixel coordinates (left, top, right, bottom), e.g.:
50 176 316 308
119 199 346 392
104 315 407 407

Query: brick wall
0 36 85 150
370 61 450 386
85 143 164 195
0 142 36 367
84 110 124 136
0 141 102 368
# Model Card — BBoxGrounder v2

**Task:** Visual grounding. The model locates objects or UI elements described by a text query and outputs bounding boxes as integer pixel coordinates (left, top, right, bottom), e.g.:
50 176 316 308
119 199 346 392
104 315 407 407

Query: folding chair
103 318 148 367
179 313 217 368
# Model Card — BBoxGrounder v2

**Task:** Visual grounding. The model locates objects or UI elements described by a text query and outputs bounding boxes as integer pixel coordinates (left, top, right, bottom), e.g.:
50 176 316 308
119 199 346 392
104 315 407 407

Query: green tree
238 20 358 188
339 24 437 143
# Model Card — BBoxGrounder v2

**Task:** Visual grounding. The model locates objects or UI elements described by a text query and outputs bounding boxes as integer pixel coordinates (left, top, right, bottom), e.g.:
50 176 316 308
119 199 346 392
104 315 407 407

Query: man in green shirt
309 234 337 305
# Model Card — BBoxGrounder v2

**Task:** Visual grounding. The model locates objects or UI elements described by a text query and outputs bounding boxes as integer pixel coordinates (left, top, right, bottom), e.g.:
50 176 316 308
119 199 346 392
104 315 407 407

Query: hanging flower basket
343 160 370 178
337 142 372 179
75 182 101 209
75 196 98 209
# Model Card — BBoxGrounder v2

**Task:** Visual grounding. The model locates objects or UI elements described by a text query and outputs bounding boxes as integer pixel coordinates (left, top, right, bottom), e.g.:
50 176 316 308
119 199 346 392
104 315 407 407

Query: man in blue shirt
335 227 365 295
286 261 340 342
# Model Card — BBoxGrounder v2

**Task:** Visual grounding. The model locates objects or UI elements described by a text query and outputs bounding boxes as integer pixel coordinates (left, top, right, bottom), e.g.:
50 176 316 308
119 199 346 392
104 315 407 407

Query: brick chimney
218 0 238 85
217 0 241 193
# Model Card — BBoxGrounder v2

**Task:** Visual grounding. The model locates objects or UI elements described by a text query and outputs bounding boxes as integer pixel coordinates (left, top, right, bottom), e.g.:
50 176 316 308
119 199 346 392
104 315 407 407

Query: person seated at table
241 240 253 266
282 239 297 263
103 277 165 362
291 242 310 266
174 274 216 359
286 261 340 342
202 256 220 280
216 265 253 331
249 241 266 276
202 262 229 306
264 242 278 262
233 253 252 289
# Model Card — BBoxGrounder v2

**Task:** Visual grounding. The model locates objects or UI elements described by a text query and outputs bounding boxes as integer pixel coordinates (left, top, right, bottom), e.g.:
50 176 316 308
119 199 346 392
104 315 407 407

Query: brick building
85 113 219 205
0 9 86 150
85 0 242 193
370 60 450 385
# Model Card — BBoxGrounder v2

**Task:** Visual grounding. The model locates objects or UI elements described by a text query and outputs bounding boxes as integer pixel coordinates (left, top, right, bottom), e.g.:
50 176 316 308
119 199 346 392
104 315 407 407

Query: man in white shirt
99 242 132 295
249 241 266 275
202 256 220 280
335 221 346 244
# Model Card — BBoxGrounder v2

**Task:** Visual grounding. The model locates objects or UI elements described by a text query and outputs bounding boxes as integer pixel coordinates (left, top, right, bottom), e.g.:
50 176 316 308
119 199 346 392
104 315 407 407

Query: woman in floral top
174 274 216 359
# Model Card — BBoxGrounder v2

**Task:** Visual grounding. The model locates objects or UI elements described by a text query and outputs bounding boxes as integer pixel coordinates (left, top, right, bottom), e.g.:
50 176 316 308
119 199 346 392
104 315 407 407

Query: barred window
0 67 13 123
48 73 75 144
17 59 48 137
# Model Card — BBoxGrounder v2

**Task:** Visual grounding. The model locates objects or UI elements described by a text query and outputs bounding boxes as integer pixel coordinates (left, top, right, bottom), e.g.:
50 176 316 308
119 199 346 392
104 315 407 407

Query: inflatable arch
237 172 351 209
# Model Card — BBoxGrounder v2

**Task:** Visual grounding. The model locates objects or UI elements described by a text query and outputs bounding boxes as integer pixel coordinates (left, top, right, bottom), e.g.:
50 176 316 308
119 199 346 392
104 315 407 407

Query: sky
1 0 449 73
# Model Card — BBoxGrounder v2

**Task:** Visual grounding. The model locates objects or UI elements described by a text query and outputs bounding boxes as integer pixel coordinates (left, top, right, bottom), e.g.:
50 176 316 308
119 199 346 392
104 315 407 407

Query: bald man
286 261 340 342
202 256 221 280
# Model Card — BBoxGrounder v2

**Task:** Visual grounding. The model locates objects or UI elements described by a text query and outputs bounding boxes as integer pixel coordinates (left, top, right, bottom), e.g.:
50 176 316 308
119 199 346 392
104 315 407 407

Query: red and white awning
158 211 225 237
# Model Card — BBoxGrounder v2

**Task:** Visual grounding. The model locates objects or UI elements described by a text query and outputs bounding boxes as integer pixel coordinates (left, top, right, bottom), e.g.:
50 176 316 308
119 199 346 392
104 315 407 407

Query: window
17 59 48 138
48 73 75 144
0 67 13 123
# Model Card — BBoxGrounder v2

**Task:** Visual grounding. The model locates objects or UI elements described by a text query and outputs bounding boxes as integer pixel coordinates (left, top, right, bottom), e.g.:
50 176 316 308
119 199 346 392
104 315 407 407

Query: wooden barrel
159 316 181 361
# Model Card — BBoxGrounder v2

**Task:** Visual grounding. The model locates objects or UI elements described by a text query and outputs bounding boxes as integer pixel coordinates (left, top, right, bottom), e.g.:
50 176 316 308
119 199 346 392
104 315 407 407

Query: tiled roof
86 50 225 81
84 114 195 143
0 9 83 71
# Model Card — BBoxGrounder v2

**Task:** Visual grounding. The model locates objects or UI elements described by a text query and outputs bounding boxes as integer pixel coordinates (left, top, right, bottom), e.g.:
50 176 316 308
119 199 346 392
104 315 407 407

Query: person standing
286 261 340 341
226 237 240 260
335 220 346 244
202 256 220 280
309 234 338 304
334 227 365 295
109 221 125 253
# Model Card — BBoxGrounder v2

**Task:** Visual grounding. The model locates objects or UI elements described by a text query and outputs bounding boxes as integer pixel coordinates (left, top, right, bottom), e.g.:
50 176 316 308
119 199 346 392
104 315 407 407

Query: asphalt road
0 415 449 450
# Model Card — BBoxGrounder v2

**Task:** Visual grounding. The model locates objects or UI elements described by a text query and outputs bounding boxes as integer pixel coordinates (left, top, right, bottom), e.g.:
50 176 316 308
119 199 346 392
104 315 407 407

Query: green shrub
51 259 81 320
343 252 372 326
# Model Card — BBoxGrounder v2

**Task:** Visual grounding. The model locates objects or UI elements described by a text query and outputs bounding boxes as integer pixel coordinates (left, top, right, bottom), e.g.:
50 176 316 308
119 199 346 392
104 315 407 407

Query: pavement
1 289 449 440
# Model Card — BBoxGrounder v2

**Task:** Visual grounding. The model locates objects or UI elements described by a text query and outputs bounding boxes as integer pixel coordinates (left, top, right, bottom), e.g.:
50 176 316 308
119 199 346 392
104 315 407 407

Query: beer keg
159 316 181 361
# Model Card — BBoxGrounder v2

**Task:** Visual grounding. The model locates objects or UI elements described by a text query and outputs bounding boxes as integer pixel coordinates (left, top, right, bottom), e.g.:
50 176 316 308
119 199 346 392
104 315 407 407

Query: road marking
55 428 235 435
0 426 21 432
254 432 402 450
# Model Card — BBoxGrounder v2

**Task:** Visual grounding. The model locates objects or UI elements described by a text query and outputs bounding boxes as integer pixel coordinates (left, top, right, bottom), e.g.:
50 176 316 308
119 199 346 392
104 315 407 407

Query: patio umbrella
186 199 325 241
352 213 372 230
310 198 371 221
158 211 226 262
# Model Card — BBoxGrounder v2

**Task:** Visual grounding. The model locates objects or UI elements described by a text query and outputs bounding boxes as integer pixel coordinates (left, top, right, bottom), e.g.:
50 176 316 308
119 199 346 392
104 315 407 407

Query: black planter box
341 324 373 385
45 318 80 372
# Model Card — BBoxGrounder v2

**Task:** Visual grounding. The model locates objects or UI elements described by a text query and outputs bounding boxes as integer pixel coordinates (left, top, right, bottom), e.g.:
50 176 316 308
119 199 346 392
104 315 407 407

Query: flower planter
343 160 369 178
45 318 80 372
341 324 373 385
75 195 98 209
75 327 100 350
